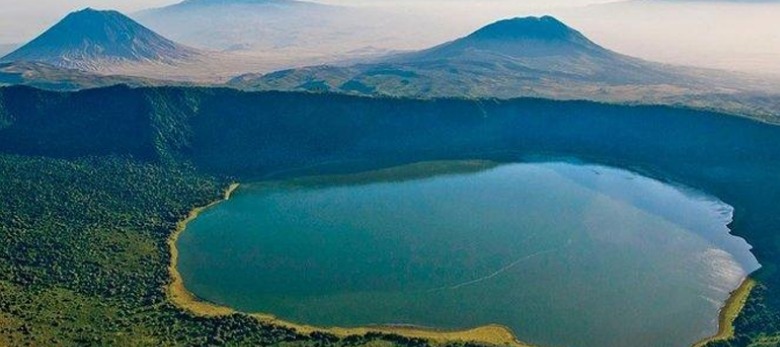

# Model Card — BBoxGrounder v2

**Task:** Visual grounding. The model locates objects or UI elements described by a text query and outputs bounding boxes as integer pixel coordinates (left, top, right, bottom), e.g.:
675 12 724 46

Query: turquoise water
178 161 760 347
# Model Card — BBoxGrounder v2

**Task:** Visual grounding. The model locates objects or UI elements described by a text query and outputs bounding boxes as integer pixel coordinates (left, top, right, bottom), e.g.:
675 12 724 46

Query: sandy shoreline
167 178 756 347
166 182 527 347
693 277 756 347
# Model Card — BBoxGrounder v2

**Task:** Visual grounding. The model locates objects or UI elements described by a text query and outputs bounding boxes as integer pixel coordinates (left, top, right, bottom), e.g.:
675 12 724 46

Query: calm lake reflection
179 161 760 347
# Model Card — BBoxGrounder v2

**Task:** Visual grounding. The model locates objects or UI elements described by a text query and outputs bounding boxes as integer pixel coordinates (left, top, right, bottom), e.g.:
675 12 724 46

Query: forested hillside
0 155 475 346
1 85 780 346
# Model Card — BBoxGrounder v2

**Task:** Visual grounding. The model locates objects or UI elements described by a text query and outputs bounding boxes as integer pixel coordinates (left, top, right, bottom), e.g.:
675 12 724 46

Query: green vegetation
0 62 167 91
1 85 780 346
694 279 756 347
0 155 490 346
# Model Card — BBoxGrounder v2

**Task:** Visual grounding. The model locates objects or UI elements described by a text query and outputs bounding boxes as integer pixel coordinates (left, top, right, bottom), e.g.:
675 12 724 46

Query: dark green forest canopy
1 85 779 346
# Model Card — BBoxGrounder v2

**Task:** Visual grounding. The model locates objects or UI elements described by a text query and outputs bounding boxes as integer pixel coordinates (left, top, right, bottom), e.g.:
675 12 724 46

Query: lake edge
166 169 529 347
168 160 758 347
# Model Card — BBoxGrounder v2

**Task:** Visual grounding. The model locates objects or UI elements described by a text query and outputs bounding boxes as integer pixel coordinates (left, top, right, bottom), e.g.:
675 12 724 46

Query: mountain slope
0 44 19 58
1 8 201 71
230 16 780 119
134 0 339 52
384 16 686 85
401 15 604 60
132 0 431 69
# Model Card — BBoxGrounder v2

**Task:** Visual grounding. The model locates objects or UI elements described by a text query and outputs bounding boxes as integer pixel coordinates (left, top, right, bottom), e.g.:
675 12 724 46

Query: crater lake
177 161 760 347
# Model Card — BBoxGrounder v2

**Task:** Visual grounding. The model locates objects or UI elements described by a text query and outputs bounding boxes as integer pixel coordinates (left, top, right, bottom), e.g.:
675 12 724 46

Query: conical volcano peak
466 16 590 44
70 7 102 14
390 15 607 63
60 8 141 27
75 7 98 13
55 8 149 38
1 8 199 70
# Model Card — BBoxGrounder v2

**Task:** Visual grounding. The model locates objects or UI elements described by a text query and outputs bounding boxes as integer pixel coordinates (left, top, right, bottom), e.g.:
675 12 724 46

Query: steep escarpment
0 92 8 128
0 86 158 159
0 86 777 176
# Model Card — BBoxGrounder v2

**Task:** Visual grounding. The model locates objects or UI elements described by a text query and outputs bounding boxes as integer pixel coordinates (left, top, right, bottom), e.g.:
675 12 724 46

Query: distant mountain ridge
133 0 339 53
1 8 201 71
133 0 425 69
146 0 321 13
176 0 305 6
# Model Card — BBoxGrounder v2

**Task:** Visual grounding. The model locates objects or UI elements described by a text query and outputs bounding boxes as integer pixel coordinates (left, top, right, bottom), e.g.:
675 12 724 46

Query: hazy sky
0 0 616 44
556 1 780 75
1 0 778 75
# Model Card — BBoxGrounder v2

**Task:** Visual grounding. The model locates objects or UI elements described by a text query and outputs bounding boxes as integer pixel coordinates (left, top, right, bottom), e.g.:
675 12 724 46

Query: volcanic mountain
385 15 684 85
232 16 691 91
134 0 336 52
229 16 780 118
399 15 608 60
1 8 201 71
133 0 422 69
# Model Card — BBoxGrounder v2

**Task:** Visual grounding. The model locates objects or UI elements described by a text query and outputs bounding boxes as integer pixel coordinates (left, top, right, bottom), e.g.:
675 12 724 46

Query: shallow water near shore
178 161 760 347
